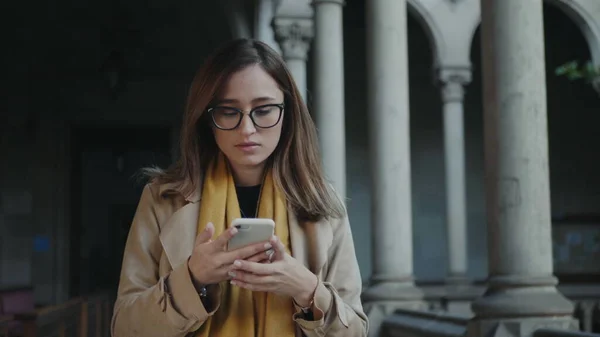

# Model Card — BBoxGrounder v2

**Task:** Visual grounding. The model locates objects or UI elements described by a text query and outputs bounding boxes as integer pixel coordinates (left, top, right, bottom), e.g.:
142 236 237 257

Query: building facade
263 0 600 336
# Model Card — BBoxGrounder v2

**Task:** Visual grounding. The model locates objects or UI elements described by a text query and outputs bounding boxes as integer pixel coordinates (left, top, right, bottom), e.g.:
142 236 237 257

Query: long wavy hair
145 38 344 222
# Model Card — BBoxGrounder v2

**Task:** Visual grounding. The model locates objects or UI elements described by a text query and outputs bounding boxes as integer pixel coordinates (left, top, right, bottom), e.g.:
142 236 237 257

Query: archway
545 0 600 66
407 5 448 282
407 0 443 66
542 3 600 285
465 2 600 285
332 0 443 282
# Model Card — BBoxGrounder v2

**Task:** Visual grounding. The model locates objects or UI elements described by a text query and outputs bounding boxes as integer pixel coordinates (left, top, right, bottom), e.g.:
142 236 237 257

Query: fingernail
206 222 213 230
228 271 236 277
266 249 274 256
230 227 238 234
264 242 272 249
234 260 242 267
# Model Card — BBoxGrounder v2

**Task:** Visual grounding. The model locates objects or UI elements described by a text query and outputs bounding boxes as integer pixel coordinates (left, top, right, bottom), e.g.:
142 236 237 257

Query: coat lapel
288 210 308 268
288 210 334 274
159 201 200 269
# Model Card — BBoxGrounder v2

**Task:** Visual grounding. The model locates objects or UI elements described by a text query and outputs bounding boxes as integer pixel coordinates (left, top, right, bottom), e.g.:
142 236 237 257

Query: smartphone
226 218 275 251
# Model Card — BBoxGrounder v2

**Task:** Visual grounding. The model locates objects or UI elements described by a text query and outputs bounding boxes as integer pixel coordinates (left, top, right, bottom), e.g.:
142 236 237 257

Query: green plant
555 60 600 82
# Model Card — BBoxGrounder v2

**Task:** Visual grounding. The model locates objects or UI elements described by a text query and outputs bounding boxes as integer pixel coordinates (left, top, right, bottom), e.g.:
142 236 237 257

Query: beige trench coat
111 182 368 337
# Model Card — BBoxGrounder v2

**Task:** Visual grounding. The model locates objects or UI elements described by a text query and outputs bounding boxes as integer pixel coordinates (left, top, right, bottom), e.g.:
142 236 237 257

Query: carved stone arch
407 0 444 66
544 0 600 66
468 0 600 67
465 13 482 67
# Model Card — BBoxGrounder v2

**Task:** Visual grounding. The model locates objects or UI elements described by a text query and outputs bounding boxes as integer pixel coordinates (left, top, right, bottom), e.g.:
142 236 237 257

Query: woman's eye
214 109 238 117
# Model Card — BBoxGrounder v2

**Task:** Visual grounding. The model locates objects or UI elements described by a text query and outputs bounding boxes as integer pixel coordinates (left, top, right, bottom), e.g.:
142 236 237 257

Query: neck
230 163 266 187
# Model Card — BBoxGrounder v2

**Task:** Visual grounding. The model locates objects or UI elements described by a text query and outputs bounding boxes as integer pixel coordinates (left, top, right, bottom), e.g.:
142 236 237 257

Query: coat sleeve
292 213 369 337
111 184 221 337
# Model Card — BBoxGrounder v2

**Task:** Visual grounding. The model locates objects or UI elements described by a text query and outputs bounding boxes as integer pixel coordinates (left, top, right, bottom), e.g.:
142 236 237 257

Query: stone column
468 0 577 336
312 0 346 198
254 0 280 53
439 68 471 285
273 16 313 102
362 0 423 335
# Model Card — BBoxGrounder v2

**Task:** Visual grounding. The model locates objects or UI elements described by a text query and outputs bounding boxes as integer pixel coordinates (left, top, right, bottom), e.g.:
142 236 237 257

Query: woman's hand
244 245 275 264
187 223 273 287
228 236 318 307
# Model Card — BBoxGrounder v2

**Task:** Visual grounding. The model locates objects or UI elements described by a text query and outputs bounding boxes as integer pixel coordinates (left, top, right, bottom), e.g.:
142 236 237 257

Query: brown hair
145 38 344 222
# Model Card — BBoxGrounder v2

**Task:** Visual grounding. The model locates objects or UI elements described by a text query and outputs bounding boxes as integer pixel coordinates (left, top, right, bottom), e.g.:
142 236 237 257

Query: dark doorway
69 125 172 297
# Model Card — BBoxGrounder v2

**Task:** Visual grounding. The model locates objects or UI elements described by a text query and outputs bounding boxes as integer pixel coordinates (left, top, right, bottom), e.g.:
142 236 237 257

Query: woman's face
211 64 285 174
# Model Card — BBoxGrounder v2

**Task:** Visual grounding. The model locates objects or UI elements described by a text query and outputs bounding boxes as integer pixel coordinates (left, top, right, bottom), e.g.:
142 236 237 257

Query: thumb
195 222 214 246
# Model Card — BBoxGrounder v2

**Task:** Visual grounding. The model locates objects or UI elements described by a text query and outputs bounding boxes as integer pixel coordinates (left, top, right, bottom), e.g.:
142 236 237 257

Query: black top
235 184 315 320
236 185 261 218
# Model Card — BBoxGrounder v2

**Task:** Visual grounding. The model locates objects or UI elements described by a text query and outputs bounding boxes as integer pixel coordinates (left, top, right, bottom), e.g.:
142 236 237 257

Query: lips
235 142 260 152
236 142 259 147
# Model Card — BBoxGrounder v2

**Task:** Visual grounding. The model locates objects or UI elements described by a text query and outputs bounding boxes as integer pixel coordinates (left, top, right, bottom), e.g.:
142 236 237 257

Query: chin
229 154 270 169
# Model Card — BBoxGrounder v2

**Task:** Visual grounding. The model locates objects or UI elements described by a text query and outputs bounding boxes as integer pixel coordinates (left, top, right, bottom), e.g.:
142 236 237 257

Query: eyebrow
215 96 277 105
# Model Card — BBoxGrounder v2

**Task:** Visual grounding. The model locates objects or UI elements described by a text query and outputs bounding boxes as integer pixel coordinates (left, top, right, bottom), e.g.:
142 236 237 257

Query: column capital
437 66 472 85
312 0 345 6
272 17 313 61
438 67 471 103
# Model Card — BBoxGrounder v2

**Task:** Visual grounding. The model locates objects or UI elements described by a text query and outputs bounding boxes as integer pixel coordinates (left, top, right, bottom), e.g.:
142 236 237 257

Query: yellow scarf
194 153 296 337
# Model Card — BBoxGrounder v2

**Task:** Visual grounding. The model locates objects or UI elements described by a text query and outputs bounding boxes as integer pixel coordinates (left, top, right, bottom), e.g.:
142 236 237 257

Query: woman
111 38 368 337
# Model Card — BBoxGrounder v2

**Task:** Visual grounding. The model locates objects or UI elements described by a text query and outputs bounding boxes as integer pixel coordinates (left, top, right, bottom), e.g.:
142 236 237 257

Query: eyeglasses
208 103 284 130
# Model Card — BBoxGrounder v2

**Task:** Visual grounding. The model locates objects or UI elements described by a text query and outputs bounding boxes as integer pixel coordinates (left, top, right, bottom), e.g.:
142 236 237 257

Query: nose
238 113 256 135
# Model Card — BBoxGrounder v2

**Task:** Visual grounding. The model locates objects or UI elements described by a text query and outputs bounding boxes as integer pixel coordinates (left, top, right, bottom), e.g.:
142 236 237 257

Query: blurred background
1 0 599 336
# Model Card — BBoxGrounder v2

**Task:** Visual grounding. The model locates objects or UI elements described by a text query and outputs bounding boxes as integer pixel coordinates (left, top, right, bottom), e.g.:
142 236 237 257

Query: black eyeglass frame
207 103 285 130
